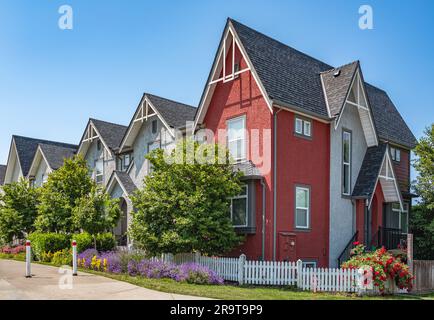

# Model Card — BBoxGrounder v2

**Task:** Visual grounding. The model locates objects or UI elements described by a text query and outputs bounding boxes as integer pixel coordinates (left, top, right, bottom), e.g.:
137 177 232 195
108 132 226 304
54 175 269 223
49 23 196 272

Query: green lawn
1 256 432 300
79 267 434 300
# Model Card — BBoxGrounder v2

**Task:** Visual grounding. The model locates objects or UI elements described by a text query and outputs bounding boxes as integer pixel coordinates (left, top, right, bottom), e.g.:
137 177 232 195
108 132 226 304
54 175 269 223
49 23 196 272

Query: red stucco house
194 19 417 267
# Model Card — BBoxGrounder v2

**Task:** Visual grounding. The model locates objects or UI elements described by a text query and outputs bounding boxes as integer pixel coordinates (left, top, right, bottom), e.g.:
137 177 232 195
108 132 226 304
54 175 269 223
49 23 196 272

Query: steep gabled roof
230 18 332 117
107 170 138 196
13 135 77 177
366 85 417 149
146 93 197 128
320 61 359 118
119 93 196 152
352 143 388 198
39 143 77 170
89 119 128 151
224 18 416 149
0 165 6 185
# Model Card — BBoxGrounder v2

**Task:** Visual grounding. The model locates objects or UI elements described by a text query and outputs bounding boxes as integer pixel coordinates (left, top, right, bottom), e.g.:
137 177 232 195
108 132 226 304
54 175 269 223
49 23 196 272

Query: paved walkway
0 260 208 300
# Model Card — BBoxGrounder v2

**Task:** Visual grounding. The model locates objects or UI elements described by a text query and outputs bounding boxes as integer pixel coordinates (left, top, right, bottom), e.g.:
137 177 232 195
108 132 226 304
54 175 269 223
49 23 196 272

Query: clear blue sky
0 0 433 169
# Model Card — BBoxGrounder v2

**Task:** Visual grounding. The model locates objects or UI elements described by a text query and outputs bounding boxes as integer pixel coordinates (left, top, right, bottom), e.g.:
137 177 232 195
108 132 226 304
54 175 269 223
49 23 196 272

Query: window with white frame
230 185 248 227
151 120 158 134
42 173 48 184
342 130 352 195
294 117 312 137
392 202 409 233
390 147 401 162
95 158 103 184
227 116 246 161
295 186 310 229
302 261 317 268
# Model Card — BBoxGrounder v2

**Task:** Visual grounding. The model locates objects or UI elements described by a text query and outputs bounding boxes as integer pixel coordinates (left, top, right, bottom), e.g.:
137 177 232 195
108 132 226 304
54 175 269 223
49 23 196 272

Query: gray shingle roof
366 85 417 149
0 165 6 185
352 143 387 198
231 18 332 117
320 61 359 117
39 143 77 170
13 135 77 177
112 171 137 195
233 161 262 179
90 119 128 151
229 18 417 149
146 93 197 128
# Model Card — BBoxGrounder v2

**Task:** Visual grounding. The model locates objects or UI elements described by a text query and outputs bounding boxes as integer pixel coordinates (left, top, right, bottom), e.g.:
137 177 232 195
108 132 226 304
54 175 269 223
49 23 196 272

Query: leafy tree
0 178 39 244
410 204 434 260
413 124 434 210
35 156 93 233
130 139 243 256
411 124 434 259
72 187 121 248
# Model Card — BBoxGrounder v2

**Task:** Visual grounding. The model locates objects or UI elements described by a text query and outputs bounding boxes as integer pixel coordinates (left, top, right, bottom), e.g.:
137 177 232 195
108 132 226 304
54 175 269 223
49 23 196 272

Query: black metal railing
378 227 407 250
337 231 359 267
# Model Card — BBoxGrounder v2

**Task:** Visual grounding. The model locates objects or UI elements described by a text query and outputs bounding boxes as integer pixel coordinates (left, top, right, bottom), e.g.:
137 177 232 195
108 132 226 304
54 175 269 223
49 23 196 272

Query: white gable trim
106 172 129 197
194 21 273 131
119 95 174 153
334 69 378 147
369 148 404 210
27 145 53 178
77 121 112 157
4 138 23 184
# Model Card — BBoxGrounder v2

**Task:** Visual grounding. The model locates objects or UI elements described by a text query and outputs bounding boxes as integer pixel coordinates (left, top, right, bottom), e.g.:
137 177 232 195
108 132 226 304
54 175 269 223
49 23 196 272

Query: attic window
97 140 102 151
151 120 158 134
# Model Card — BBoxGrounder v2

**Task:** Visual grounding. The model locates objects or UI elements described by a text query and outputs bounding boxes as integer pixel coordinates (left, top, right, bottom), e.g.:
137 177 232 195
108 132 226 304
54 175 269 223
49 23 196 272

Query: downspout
261 178 266 261
273 108 282 260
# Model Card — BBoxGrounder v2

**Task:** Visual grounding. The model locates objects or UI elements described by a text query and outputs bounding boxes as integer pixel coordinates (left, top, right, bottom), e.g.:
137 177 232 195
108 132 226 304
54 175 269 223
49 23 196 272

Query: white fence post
195 251 200 264
25 240 31 278
238 254 246 285
72 239 77 276
296 259 302 289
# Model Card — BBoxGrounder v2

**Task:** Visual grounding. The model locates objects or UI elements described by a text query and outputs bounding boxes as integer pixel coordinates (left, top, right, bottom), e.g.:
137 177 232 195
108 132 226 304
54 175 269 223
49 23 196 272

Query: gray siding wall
34 160 50 187
10 158 22 182
84 139 116 187
329 103 367 267
129 116 174 188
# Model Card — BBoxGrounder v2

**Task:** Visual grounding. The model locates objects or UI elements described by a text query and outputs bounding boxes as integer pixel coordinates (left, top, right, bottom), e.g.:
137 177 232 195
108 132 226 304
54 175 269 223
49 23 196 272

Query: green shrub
73 232 93 253
72 232 116 252
51 249 72 266
28 232 71 261
95 233 116 252
40 251 54 263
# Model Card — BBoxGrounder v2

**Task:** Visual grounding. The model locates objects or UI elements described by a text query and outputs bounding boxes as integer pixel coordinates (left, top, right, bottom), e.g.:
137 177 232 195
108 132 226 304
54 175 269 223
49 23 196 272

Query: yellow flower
103 258 108 272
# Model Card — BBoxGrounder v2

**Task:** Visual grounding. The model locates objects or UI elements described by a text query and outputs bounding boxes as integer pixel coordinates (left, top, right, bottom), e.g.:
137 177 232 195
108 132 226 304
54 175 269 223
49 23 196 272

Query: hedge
28 232 117 260
28 232 71 261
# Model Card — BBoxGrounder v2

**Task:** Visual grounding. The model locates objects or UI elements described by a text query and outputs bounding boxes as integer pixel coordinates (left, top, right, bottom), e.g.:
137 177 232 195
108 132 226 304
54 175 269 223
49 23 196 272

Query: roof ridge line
145 92 196 109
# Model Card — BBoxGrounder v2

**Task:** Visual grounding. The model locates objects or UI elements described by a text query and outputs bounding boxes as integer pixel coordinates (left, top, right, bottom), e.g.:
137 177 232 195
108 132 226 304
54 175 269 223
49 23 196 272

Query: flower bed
341 242 413 294
77 249 223 285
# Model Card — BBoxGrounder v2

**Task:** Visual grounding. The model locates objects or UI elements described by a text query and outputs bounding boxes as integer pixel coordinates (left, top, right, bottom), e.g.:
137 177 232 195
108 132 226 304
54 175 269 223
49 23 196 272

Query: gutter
273 108 282 260
261 178 266 260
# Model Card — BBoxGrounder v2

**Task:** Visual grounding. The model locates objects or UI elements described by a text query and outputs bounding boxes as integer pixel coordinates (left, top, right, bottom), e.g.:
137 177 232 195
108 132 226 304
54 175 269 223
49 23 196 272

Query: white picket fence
155 252 359 293
298 267 358 292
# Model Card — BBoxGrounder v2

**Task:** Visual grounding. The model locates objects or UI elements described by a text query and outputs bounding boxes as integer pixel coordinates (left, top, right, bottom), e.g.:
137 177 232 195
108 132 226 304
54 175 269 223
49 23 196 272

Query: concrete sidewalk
0 259 208 300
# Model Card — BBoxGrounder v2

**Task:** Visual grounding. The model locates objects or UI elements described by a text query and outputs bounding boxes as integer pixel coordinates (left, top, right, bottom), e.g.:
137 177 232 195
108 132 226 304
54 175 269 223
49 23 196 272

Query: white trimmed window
302 261 317 268
342 130 352 195
295 186 310 229
391 147 401 162
42 173 48 184
227 115 246 161
392 202 409 233
295 117 312 137
230 185 248 227
95 159 104 184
